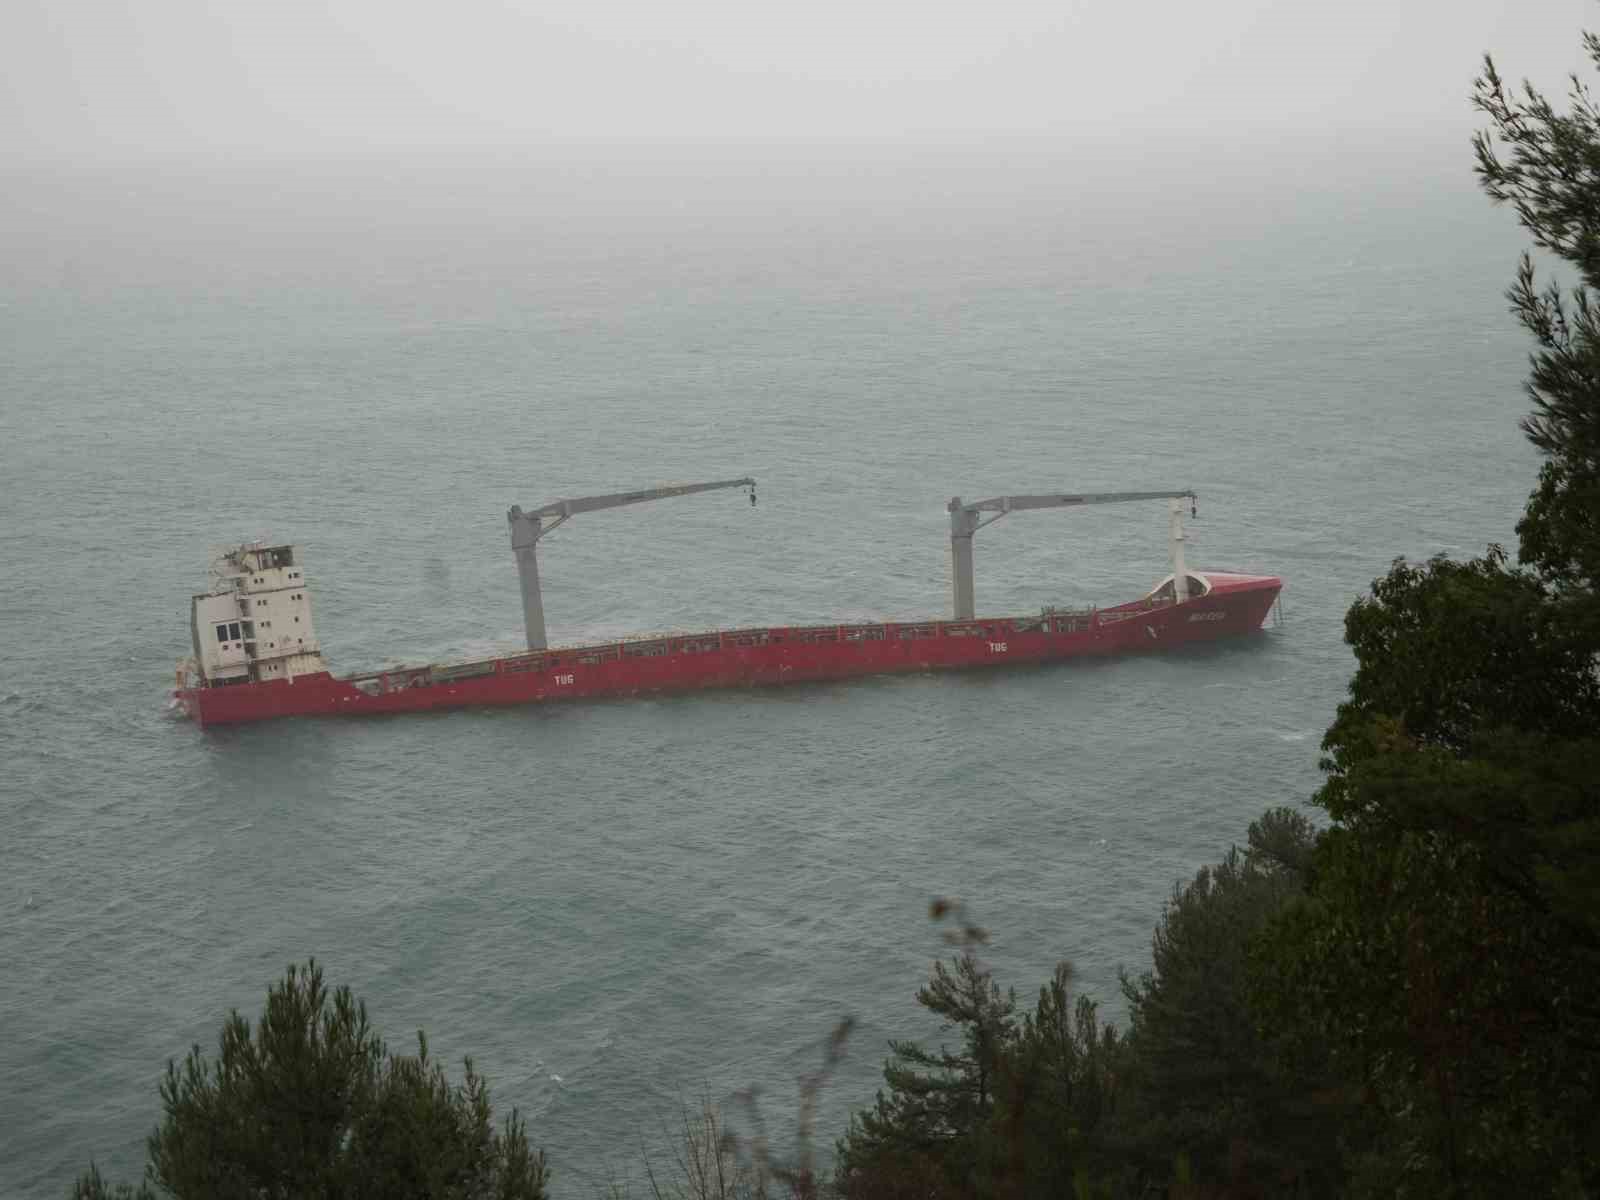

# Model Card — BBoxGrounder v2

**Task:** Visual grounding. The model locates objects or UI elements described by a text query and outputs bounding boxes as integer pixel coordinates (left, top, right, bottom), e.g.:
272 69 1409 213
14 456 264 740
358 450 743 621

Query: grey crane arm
953 489 1195 516
515 477 756 523
507 475 756 651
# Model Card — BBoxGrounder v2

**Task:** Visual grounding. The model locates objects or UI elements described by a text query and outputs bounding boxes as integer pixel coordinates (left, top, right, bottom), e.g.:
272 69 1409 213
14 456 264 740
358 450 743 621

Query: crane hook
749 487 757 507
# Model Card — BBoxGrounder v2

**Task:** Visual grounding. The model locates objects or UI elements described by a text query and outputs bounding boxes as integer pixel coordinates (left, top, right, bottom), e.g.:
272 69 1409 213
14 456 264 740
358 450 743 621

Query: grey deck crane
947 489 1197 620
508 477 756 650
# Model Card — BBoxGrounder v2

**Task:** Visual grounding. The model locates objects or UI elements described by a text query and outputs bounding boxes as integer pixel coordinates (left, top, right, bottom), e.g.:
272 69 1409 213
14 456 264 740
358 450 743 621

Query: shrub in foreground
75 959 547 1200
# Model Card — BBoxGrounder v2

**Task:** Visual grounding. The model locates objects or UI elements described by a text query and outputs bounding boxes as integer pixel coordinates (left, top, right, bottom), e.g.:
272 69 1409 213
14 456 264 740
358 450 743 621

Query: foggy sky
2 0 1593 161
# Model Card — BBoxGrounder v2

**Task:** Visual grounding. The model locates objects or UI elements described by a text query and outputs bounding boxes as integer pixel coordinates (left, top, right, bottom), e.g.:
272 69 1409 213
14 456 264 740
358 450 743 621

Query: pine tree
989 963 1122 1199
834 952 1017 1198
75 961 548 1200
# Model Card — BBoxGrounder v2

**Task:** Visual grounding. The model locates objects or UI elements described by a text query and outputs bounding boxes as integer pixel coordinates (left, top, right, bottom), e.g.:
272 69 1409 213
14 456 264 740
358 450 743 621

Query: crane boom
508 476 756 650
947 488 1197 620
523 477 757 521
964 489 1195 514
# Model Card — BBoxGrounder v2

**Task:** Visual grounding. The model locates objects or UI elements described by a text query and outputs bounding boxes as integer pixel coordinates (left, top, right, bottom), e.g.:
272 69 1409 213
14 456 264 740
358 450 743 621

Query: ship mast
508 477 756 650
946 489 1197 620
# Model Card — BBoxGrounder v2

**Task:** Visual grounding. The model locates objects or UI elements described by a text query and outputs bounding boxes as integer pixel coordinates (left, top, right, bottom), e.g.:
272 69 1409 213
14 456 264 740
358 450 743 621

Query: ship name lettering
988 641 1008 653
1187 611 1225 623
555 673 575 685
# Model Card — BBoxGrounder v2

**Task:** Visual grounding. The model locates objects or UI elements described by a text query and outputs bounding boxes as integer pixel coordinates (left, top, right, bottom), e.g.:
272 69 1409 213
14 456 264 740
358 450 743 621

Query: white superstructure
189 543 327 685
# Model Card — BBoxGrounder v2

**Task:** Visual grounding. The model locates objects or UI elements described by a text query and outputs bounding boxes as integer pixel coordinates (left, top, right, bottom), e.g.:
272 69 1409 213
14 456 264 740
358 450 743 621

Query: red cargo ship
173 478 1281 729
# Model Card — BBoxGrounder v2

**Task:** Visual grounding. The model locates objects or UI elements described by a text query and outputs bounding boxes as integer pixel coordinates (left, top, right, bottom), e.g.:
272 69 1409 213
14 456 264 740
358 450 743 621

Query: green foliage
1248 37 1600 1190
835 952 1017 1196
1317 553 1600 953
1325 551 1600 761
77 960 548 1200
1474 39 1600 614
1241 806 1317 878
834 948 1121 1200
1117 811 1358 1197
1262 821 1597 1195
70 1164 154 1200
346 1032 547 1199
836 815 1360 1199
991 963 1122 1197
1249 303 1600 1196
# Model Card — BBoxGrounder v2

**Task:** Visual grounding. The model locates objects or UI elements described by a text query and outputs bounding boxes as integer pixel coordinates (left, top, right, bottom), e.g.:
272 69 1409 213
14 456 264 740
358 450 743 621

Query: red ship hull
175 573 1280 729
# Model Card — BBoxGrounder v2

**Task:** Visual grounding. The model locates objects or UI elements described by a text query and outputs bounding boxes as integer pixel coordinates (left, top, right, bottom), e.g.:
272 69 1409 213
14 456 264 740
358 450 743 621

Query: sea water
0 135 1539 1194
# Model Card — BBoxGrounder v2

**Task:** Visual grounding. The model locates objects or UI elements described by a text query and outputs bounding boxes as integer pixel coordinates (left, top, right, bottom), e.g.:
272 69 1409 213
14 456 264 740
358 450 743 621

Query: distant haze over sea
0 132 1540 1194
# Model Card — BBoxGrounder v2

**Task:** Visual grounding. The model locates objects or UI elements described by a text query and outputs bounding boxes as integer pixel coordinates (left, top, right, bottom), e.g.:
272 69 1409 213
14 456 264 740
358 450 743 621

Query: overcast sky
2 0 1594 160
